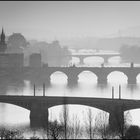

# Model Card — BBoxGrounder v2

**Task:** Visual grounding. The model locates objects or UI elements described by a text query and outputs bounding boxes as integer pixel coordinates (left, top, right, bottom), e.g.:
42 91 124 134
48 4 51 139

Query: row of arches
71 56 121 64
50 71 140 84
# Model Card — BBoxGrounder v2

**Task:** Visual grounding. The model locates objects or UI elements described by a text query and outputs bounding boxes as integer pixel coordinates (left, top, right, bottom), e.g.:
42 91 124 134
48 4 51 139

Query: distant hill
59 37 99 50
95 37 140 51
59 36 140 51
27 26 140 51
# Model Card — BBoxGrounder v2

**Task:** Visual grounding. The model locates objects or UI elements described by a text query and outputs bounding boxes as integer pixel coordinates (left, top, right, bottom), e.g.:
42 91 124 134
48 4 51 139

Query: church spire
2 27 4 35
0 27 7 52
1 27 5 42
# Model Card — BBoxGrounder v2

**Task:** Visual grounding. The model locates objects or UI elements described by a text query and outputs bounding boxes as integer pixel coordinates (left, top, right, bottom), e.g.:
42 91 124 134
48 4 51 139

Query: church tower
0 28 7 52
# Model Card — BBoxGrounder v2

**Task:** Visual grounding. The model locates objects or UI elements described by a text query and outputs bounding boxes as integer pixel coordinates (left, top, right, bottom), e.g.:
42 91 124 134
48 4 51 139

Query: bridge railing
45 64 140 68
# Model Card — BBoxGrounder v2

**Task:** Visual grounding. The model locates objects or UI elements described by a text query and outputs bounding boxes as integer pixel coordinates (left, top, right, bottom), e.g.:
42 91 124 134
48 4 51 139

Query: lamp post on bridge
43 83 45 96
112 86 114 99
101 63 104 67
130 62 134 68
34 84 35 96
119 85 121 99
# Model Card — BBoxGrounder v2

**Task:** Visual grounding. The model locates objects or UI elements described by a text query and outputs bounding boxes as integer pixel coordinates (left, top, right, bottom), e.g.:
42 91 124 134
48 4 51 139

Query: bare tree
30 135 40 139
59 104 69 139
29 128 40 139
47 120 64 139
94 111 110 139
84 108 95 139
69 114 82 139
0 127 24 139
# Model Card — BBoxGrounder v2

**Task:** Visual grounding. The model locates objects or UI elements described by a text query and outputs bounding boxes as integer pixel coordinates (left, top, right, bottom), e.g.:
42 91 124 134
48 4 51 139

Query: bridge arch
108 56 121 64
0 100 30 110
84 56 104 65
0 102 30 111
50 71 68 84
125 109 140 126
136 73 140 84
71 56 80 65
48 103 110 113
77 70 97 84
49 104 109 123
0 102 30 125
49 104 109 113
107 71 128 84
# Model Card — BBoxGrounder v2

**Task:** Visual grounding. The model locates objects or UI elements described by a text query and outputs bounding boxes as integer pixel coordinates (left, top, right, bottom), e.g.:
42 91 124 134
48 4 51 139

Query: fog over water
0 54 140 129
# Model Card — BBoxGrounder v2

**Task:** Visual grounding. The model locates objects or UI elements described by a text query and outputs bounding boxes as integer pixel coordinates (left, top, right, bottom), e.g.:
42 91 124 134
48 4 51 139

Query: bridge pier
109 105 124 132
67 76 78 86
79 57 84 65
97 74 107 85
103 57 109 64
128 76 136 85
30 104 49 129
67 70 79 86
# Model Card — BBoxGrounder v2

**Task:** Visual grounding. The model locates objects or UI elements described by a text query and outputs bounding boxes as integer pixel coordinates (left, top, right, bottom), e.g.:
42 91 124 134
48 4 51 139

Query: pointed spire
1 27 5 37
1 27 5 42
0 27 7 52
2 27 4 35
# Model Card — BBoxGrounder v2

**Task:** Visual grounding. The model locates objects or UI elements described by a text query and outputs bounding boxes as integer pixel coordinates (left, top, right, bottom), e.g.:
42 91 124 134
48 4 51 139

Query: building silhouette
29 53 42 67
0 28 7 52
0 53 23 68
0 28 24 68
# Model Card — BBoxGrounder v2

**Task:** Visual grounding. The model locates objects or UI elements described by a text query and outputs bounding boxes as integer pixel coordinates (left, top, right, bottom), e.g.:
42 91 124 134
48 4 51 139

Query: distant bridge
0 95 140 130
71 53 121 64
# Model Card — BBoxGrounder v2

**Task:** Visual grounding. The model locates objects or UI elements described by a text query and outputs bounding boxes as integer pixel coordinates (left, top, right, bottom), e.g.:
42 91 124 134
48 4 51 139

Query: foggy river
1 55 140 129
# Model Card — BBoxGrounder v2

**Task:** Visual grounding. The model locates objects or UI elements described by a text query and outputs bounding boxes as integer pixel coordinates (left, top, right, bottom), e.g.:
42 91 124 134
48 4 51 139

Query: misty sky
1 1 140 41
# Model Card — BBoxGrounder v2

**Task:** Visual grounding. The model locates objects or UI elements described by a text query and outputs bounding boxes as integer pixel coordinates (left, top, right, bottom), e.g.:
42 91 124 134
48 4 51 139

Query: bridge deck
0 95 139 112
0 95 139 102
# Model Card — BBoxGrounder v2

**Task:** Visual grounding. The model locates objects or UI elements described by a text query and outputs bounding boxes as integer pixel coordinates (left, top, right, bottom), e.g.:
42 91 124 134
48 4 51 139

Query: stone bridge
0 95 140 130
22 64 140 85
0 64 140 85
71 54 120 64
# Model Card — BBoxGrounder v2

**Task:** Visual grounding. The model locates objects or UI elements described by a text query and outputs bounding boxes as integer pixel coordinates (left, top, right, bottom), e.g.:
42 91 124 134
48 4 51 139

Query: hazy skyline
1 1 140 41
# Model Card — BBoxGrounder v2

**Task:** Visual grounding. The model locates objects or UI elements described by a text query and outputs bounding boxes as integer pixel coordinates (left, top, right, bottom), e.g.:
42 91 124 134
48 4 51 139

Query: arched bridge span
0 95 140 130
39 66 140 85
2 65 140 85
71 54 120 64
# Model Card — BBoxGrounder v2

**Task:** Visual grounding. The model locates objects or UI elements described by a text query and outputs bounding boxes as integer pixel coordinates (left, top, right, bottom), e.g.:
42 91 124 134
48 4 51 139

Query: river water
0 53 140 130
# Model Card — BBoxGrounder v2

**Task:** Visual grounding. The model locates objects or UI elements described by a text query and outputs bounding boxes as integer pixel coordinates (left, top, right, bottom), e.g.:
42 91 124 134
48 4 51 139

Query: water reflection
84 56 104 65
67 82 78 89
127 84 139 92
96 83 108 90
